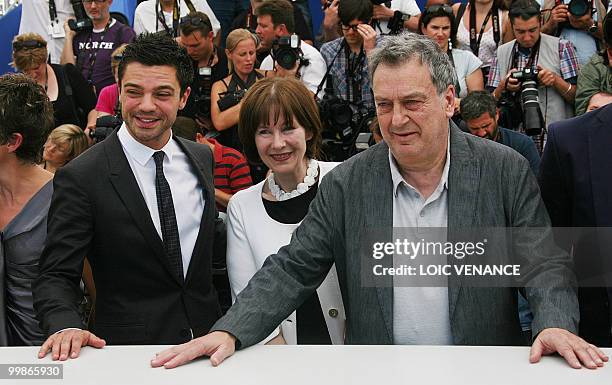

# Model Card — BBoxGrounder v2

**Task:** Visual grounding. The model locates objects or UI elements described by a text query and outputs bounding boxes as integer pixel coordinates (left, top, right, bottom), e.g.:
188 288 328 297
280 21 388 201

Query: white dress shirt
117 124 205 278
133 0 221 36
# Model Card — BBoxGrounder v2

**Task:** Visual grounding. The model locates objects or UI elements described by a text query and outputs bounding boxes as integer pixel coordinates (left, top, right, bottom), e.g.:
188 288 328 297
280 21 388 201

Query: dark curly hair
0 73 53 164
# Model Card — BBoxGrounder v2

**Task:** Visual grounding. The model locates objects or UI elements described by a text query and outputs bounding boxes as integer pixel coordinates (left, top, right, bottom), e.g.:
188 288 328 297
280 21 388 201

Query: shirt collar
389 128 451 198
117 123 179 166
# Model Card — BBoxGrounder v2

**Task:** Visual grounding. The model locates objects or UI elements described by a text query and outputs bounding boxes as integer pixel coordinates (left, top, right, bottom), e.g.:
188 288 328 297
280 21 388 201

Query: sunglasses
424 4 453 16
112 54 123 61
179 15 212 29
13 40 46 52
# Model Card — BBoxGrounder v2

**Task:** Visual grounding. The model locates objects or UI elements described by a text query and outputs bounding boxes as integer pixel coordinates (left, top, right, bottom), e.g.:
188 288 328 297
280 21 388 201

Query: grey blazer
213 124 579 348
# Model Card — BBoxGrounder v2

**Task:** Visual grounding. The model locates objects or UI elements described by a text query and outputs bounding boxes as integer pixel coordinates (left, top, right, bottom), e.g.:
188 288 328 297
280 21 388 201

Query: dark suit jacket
33 130 226 345
539 104 612 347
212 124 578 348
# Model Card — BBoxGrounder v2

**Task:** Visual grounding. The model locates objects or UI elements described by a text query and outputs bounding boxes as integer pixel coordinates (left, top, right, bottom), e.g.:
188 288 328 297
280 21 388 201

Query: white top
133 0 221 36
226 161 345 345
260 41 327 96
18 0 75 64
456 7 505 69
375 0 421 35
117 124 205 278
451 48 483 98
389 136 453 345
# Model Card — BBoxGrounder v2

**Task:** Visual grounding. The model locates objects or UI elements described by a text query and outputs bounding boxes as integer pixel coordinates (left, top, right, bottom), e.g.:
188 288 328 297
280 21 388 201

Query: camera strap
48 0 59 25
447 44 462 96
155 0 175 36
84 18 112 86
509 37 541 73
315 39 346 98
344 43 365 104
469 0 500 57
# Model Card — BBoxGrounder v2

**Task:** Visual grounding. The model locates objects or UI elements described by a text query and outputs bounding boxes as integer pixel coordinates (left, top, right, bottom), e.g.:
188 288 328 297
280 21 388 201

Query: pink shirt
95 83 119 115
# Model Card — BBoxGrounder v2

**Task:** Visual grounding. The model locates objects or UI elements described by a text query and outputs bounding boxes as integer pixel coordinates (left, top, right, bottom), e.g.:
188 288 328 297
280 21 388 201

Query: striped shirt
209 138 252 212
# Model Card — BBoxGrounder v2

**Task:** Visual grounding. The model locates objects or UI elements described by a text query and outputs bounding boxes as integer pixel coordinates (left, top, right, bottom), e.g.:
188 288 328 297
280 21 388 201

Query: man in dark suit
34 33 226 361
539 104 612 347
152 32 608 370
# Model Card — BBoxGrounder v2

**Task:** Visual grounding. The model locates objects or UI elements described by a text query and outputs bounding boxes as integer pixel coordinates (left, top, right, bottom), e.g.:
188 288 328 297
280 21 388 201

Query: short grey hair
368 32 458 96
459 91 497 121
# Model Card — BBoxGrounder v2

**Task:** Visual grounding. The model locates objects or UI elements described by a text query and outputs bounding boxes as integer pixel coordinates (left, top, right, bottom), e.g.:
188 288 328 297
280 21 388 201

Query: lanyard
85 19 112 86
344 43 365 104
155 0 197 37
447 44 461 96
48 0 59 25
468 0 500 57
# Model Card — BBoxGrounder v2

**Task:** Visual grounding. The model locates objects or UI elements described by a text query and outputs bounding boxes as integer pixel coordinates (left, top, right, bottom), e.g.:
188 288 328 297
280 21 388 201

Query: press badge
51 23 65 38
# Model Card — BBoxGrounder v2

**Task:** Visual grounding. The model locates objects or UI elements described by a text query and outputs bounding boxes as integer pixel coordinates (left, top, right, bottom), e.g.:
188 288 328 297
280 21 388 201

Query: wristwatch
588 22 598 34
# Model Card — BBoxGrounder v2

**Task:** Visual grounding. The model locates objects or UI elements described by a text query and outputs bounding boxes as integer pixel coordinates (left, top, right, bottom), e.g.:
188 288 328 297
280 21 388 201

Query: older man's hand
530 328 609 369
151 331 237 369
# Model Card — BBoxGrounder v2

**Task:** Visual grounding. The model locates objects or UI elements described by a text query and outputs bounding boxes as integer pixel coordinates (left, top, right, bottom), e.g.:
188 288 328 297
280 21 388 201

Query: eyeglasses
12 40 46 52
83 0 108 4
180 15 212 29
509 5 540 18
340 23 361 32
424 4 453 16
112 54 123 61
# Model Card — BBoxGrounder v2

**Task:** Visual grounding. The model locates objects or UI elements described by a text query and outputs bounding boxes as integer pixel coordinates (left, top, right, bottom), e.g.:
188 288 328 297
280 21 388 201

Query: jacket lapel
105 132 183 286
447 125 481 321
366 143 394 342
588 106 612 227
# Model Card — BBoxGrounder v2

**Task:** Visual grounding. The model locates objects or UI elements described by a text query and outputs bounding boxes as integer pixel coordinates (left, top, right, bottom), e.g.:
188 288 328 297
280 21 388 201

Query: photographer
60 0 136 96
177 12 229 128
540 0 607 66
133 0 221 38
256 0 327 95
320 0 378 111
575 8 612 115
211 29 269 151
488 0 578 148
371 0 422 34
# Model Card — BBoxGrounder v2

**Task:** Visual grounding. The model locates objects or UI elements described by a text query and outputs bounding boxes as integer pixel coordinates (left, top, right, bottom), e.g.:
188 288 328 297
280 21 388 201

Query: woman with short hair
226 77 345 345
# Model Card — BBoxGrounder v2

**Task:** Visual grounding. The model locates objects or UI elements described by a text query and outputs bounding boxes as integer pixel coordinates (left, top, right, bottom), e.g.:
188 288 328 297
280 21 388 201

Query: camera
510 68 544 136
68 0 94 32
271 35 305 70
217 89 246 111
371 0 392 6
567 0 592 17
90 115 122 143
318 91 375 161
193 66 213 118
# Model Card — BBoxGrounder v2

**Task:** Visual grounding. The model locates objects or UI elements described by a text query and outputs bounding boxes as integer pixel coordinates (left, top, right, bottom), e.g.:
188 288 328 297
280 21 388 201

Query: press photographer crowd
2 0 612 372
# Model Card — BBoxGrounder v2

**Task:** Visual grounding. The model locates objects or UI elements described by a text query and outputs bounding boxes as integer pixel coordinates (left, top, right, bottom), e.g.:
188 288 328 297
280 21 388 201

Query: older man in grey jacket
152 32 609 370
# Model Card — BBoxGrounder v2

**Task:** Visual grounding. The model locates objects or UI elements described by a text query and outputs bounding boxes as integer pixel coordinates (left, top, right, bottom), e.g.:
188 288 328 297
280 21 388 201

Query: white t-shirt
260 41 327 97
451 48 483 98
19 0 75 64
375 0 421 35
133 0 220 36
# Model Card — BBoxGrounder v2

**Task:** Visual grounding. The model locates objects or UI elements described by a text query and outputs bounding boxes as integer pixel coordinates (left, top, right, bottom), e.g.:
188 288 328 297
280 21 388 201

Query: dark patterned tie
153 151 184 281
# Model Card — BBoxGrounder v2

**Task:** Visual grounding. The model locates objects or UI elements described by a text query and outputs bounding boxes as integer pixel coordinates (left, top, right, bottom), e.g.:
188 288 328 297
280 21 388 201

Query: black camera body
371 0 392 6
68 0 94 32
217 89 246 111
90 115 122 143
510 68 544 136
193 66 213 118
567 0 592 17
318 93 375 161
271 35 305 70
